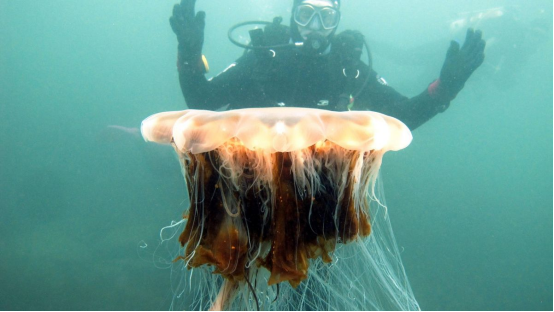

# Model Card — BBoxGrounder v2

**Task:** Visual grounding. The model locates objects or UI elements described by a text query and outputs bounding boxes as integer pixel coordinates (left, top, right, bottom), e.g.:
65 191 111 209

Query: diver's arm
177 52 256 110
177 58 247 110
177 54 213 109
357 28 485 130
170 0 219 110
170 0 257 110
356 76 450 130
176 54 236 110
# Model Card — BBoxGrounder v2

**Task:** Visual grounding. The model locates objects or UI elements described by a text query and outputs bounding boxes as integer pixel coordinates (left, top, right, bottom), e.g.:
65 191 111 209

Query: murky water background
1 0 552 310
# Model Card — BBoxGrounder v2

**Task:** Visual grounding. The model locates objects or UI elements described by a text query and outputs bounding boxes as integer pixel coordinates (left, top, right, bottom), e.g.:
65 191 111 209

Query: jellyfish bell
142 107 411 153
141 107 418 310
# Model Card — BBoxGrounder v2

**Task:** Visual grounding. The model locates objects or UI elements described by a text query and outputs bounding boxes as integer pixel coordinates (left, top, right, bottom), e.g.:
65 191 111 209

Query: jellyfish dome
141 107 419 310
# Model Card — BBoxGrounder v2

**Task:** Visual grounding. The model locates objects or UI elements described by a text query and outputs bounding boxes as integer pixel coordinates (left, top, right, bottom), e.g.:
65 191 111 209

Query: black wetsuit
177 32 452 131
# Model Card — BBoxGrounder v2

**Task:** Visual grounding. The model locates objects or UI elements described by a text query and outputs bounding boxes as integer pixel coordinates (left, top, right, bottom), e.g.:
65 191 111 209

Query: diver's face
295 0 340 40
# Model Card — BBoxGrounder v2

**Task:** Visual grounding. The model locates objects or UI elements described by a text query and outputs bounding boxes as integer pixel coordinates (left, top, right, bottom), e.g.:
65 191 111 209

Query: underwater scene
0 0 552 310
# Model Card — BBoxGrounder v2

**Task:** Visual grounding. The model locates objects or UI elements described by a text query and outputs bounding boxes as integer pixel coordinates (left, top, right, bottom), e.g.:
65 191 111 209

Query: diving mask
294 4 340 30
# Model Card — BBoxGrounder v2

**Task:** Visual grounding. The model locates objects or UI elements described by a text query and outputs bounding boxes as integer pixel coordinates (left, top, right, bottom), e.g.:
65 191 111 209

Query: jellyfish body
142 108 418 310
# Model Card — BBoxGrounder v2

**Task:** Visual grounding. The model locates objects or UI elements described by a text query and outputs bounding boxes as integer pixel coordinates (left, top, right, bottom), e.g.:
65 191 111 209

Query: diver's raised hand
439 28 486 98
170 0 205 63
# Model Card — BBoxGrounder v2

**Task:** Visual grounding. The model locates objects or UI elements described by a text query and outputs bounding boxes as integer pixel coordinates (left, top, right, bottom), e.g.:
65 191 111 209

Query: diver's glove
433 28 486 101
170 0 206 72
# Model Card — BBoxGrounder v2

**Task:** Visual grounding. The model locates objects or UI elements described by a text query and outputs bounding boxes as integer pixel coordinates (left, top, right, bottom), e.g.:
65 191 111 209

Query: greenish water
0 0 552 310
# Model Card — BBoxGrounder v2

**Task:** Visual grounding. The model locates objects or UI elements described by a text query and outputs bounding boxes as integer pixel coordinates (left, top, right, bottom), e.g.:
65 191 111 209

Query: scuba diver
170 0 486 130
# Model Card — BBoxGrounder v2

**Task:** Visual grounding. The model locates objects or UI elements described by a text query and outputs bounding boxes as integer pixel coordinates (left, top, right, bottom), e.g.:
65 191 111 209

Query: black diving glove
437 28 486 100
170 0 206 70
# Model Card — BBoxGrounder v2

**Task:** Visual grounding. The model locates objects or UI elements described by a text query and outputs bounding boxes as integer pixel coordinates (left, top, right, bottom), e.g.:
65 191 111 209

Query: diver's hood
290 0 341 50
